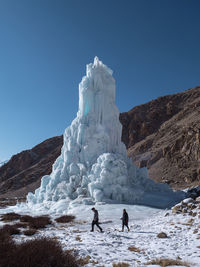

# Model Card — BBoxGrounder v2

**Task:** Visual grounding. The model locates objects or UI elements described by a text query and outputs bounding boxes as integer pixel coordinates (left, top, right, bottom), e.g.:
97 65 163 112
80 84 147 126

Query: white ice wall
27 57 185 210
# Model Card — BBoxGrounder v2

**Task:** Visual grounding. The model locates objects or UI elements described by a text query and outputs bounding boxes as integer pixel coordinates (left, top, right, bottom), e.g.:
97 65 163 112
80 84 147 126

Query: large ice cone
27 57 185 209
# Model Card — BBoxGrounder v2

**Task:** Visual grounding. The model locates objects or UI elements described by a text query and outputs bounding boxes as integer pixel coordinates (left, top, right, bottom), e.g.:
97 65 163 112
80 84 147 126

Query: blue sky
0 0 200 161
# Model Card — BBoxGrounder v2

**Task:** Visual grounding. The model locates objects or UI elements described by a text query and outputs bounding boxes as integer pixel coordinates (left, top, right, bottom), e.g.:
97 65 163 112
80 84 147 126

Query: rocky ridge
172 197 200 217
120 86 200 189
0 136 63 198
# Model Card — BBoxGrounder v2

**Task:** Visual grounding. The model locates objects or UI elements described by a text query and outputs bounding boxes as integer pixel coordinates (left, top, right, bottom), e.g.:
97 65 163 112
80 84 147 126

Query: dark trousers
91 220 103 232
122 222 130 231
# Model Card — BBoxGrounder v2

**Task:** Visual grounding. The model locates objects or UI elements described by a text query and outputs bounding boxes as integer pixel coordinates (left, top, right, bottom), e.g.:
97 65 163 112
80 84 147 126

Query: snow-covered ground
0 203 200 267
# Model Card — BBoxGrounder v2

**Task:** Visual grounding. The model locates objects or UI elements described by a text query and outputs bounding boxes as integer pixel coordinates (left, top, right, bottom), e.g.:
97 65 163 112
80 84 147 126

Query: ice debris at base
27 57 185 210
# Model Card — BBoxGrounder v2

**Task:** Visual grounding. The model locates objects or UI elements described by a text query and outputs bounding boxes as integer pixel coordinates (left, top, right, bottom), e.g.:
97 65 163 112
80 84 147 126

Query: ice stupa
27 57 185 209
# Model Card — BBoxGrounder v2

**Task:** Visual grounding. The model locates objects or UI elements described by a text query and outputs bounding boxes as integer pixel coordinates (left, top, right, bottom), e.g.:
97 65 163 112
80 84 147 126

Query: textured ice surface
27 57 185 210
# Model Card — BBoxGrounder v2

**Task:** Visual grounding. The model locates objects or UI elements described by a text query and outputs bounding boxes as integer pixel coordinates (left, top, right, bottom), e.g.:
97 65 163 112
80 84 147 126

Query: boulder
172 204 182 214
157 232 168 238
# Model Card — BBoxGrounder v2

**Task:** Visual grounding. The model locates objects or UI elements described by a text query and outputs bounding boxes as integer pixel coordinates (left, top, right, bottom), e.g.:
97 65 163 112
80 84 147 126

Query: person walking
121 209 130 232
91 207 103 232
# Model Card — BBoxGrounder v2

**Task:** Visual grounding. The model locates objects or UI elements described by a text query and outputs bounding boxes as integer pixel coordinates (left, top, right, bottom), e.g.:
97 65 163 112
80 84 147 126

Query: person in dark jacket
121 209 130 232
91 207 103 232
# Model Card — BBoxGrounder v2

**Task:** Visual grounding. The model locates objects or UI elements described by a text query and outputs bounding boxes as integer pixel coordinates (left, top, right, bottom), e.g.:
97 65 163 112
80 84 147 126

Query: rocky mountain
0 160 8 168
0 86 200 198
120 86 200 189
0 136 63 198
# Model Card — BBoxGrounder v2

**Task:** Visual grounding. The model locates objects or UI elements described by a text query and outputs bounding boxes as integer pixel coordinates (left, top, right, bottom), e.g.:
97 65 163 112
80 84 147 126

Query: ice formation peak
94 56 100 66
27 58 185 210
86 57 113 78
79 56 115 122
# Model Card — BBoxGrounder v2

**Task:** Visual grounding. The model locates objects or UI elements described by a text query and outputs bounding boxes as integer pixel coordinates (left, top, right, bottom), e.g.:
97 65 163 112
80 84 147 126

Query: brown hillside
120 86 200 189
0 136 63 198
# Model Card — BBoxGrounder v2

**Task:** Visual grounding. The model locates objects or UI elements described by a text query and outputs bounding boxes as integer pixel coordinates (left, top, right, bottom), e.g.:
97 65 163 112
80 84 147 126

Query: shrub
1 212 22 221
113 263 130 267
20 214 33 222
128 246 141 253
14 222 28 228
55 215 75 223
1 224 20 235
0 228 15 266
23 229 37 236
145 258 190 266
77 255 91 266
75 235 82 242
29 216 51 229
0 227 13 242
0 198 18 208
20 215 51 229
0 237 79 267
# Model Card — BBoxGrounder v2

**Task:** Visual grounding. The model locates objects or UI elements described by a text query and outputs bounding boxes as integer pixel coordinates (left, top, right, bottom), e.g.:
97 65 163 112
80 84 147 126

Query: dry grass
20 215 52 229
73 229 81 233
112 262 130 267
145 258 190 266
91 259 99 265
78 255 91 266
20 214 33 222
0 198 25 208
1 224 20 235
1 212 22 221
188 218 194 224
76 220 87 224
14 222 28 228
23 229 37 236
55 215 75 223
0 226 15 242
181 223 193 226
128 246 142 253
0 199 16 208
75 235 82 242
0 236 80 267
0 226 15 266
72 229 87 233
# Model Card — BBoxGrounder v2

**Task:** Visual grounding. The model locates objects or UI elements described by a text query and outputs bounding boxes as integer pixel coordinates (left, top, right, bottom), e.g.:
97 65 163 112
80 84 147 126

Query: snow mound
27 57 185 211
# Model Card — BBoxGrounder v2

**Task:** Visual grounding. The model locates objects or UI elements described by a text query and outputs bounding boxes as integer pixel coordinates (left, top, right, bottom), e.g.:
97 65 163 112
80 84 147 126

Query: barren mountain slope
120 86 200 189
0 136 63 198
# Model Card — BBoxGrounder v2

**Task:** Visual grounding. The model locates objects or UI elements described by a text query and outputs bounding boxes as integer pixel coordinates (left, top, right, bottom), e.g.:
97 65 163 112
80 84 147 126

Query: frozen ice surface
27 57 185 211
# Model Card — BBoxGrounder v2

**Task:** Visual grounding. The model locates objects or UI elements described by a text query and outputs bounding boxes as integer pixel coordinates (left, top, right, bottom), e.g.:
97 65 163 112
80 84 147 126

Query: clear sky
0 0 200 161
